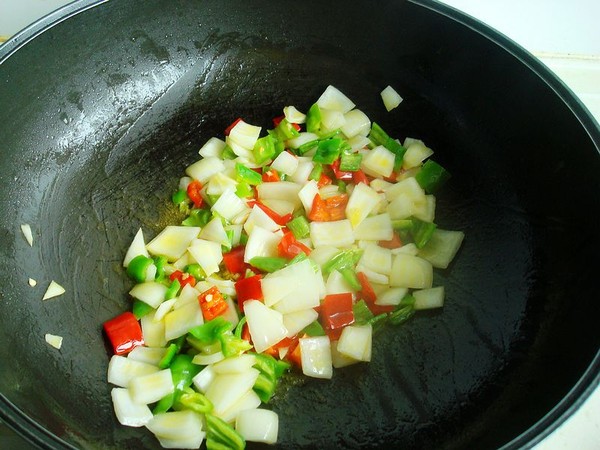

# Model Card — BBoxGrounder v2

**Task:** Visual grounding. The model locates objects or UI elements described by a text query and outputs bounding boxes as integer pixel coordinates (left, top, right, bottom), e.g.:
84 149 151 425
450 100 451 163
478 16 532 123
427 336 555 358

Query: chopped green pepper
152 255 168 281
308 162 323 181
171 188 188 205
219 333 252 358
306 103 321 133
165 279 181 300
188 316 232 345
182 208 212 227
388 304 415 325
221 145 237 160
173 387 213 414
353 299 375 325
235 181 254 199
297 139 318 155
235 163 263 185
249 256 288 273
415 159 451 194
287 215 310 239
132 299 154 320
273 117 300 140
205 413 245 450
322 249 363 275
369 122 407 170
313 139 344 164
302 320 326 336
252 134 276 165
411 218 437 249
127 255 154 283
339 152 363 172
184 263 206 281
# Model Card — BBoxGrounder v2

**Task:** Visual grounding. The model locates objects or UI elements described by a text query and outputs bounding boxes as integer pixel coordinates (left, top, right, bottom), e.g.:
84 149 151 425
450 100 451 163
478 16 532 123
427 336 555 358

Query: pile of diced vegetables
103 85 464 449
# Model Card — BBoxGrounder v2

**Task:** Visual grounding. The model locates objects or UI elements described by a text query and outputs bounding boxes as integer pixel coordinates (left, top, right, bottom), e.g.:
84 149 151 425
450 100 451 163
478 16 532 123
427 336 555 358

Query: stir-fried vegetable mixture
103 85 464 449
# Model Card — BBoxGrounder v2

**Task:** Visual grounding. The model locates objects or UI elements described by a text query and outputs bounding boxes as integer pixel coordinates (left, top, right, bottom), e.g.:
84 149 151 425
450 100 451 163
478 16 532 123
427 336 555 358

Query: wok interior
0 0 599 449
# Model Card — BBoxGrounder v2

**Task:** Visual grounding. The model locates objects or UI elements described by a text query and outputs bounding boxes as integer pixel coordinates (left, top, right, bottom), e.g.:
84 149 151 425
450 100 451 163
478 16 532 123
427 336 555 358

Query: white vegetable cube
45 334 63 349
298 180 319 215
146 411 205 448
390 254 433 289
260 199 296 217
244 300 288 353
129 282 167 308
212 354 257 374
243 226 282 263
289 160 315 184
199 217 229 246
287 132 318 150
358 244 392 276
345 182 381 228
185 156 226 184
308 245 340 268
412 195 436 223
316 85 356 113
375 287 409 306
188 239 223 276
337 325 372 362
236 409 279 444
164 300 204 341
107 355 159 388
402 141 434 169
123 228 149 267
417 229 465 269
282 308 319 338
154 298 177 322
320 108 346 130
220 390 262 424
310 219 355 248
206 172 238 196
111 388 153 427
211 188 249 221
300 336 333 379
228 120 262 150
264 260 321 313
199 137 226 158
380 85 403 112
352 213 393 241
270 151 298 176
127 346 168 366
413 286 445 310
341 109 371 138
129 369 174 405
257 181 303 208
146 226 200 261
385 176 426 204
393 243 419 256
205 369 260 416
192 365 216 393
173 284 200 309
354 264 389 285
361 145 395 178
387 194 418 220
325 269 357 295
141 313 167 348
244 205 281 235
284 105 306 123
331 340 360 368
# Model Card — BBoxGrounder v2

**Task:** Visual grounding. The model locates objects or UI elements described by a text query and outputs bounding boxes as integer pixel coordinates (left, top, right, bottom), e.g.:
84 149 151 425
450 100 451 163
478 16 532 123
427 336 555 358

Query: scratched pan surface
0 0 599 449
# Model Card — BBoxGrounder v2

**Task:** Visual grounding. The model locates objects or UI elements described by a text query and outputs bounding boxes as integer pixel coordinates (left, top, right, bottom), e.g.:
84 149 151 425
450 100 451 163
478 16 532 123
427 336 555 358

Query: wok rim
0 0 599 448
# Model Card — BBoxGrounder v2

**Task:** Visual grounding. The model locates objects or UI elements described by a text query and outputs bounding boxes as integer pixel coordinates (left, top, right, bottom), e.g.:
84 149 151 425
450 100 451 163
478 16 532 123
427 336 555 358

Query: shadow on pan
0 0 599 449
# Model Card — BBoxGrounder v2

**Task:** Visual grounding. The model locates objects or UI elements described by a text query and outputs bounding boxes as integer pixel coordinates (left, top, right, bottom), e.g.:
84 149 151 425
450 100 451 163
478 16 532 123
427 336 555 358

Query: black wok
1 0 599 449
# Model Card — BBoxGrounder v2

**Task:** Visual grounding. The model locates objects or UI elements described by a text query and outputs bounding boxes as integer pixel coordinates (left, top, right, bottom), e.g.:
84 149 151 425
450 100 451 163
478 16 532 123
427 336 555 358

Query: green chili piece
369 122 407 170
152 255 168 281
165 279 181 300
306 103 321 133
368 313 389 333
287 215 310 239
322 249 363 275
337 180 347 193
399 294 416 307
234 316 247 339
388 304 415 326
340 267 361 291
248 256 288 273
152 394 174 415
253 135 276 164
235 163 263 186
158 343 179 369
353 299 375 325
297 139 318 155
235 181 254 199
308 162 323 181
205 413 246 450
173 387 213 414
411 218 437 249
221 145 237 160
415 160 451 194
253 372 277 403
274 117 301 140
127 255 154 283
339 152 363 171
132 299 154 320
313 138 343 164
219 333 252 358
317 128 342 140
182 208 212 227
171 188 188 205
302 320 326 337
184 263 206 281
188 316 232 345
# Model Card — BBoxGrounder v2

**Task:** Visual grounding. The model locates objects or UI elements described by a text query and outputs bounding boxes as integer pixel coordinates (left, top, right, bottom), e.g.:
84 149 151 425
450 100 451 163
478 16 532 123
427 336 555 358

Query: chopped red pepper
352 169 370 186
378 232 403 249
308 193 348 222
285 334 305 368
198 286 229 321
272 115 301 131
186 180 204 208
320 293 355 331
278 231 311 259
223 246 249 276
253 201 292 226
225 117 243 136
383 170 399 183
235 274 263 312
330 159 354 181
317 173 332 188
262 169 281 183
357 272 377 304
103 312 144 355
169 270 196 288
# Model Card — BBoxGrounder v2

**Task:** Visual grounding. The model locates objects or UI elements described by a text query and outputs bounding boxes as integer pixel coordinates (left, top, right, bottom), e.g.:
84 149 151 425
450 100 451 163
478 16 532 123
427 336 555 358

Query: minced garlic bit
28 278 37 287
20 224 34 246
45 333 63 350
42 280 65 301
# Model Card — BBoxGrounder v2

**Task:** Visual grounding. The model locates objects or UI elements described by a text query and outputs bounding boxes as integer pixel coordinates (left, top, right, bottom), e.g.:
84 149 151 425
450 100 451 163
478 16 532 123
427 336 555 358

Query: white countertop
1 1 599 449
